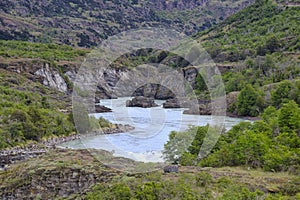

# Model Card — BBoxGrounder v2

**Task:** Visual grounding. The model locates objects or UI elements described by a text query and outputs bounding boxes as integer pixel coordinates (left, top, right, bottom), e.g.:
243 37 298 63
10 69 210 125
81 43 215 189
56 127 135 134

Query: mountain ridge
0 0 254 47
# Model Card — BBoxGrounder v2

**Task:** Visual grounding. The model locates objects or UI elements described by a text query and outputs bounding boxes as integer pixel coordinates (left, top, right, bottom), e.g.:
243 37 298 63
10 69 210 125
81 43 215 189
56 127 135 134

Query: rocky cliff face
0 59 71 93
0 56 202 102
0 55 239 114
34 64 68 93
74 65 199 101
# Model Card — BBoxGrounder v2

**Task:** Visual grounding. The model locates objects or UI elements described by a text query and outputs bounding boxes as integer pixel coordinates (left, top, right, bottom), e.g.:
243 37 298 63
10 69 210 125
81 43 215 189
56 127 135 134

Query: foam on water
60 97 247 162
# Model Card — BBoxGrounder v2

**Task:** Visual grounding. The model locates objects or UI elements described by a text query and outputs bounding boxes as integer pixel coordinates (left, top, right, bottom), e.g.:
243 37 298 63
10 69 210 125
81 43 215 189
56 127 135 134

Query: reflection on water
60 97 247 162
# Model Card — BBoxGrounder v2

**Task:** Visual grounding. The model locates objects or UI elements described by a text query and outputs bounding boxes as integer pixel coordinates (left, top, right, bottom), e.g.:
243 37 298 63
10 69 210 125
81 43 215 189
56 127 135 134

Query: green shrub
195 172 213 187
281 177 300 196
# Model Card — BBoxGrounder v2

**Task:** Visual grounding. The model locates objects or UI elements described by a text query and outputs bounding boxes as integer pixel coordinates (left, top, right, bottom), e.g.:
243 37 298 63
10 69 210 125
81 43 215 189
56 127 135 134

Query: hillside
0 1 299 199
1 149 299 199
0 0 299 149
189 0 300 116
195 0 299 73
0 0 253 47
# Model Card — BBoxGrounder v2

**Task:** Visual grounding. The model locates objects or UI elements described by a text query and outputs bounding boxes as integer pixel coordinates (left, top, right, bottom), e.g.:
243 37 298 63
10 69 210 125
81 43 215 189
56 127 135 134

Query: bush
98 117 112 128
271 81 293 108
278 100 300 133
219 184 264 200
236 84 263 117
195 172 213 187
281 177 300 196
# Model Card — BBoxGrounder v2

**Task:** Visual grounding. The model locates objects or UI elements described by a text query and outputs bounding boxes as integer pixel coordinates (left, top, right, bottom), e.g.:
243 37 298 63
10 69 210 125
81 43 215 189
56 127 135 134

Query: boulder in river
126 96 158 108
163 98 191 108
95 105 112 113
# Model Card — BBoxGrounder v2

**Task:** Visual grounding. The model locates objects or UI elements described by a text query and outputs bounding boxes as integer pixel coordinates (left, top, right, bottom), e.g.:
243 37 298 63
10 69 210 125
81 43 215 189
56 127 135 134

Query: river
60 97 247 162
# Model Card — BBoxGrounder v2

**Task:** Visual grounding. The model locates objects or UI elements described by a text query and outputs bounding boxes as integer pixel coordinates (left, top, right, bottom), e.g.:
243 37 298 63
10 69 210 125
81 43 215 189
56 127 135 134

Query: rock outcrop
163 165 179 173
163 98 191 108
0 55 237 113
126 96 158 108
34 63 68 93
133 83 176 100
95 104 112 113
183 92 239 115
0 59 70 93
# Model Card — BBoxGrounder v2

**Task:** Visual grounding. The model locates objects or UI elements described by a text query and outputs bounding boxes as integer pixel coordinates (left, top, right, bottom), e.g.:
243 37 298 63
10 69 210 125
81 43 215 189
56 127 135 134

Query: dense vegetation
0 67 119 149
164 100 300 175
85 168 300 199
0 87 114 148
231 79 300 117
0 84 75 148
193 0 300 117
197 1 299 59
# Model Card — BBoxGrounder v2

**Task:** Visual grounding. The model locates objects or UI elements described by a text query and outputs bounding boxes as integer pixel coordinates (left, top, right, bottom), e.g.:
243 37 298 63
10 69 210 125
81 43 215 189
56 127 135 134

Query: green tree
109 183 131 200
265 36 281 54
271 81 293 108
162 127 197 164
262 106 279 136
195 73 208 92
278 100 300 133
236 84 262 116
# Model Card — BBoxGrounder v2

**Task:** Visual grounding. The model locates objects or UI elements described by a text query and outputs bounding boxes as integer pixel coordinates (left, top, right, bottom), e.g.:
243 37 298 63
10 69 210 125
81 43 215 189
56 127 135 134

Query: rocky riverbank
0 124 134 168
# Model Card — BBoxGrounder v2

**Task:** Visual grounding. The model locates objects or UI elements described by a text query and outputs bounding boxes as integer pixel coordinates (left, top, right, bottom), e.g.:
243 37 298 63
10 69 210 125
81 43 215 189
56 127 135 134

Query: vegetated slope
0 40 89 61
0 148 299 199
160 2 300 194
191 0 300 116
195 0 299 81
164 100 300 171
0 69 76 149
0 41 93 148
0 0 254 47
163 3 300 188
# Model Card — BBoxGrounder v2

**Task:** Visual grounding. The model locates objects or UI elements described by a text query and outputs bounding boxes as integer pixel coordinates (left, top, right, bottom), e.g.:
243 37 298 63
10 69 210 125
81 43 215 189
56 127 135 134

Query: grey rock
95 104 112 113
34 63 68 93
163 165 179 173
126 96 158 108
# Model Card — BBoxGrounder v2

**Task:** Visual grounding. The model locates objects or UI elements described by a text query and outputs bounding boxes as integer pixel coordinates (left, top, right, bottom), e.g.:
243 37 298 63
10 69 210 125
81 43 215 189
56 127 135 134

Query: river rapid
60 97 247 162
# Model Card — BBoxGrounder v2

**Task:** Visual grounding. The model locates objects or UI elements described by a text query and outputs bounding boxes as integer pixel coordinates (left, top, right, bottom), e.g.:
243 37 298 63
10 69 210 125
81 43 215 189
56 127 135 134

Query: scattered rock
133 83 175 100
266 186 280 193
0 123 134 166
164 165 179 173
89 124 135 135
